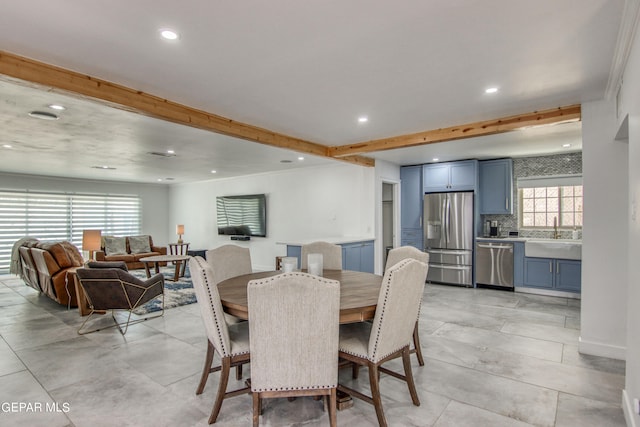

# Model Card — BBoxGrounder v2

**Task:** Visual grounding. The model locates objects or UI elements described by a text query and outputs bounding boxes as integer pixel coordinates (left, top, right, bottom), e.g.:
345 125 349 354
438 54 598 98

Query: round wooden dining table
217 270 383 324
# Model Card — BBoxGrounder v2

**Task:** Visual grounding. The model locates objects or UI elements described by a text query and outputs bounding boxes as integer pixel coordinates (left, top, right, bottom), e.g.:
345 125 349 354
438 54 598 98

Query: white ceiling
0 0 626 183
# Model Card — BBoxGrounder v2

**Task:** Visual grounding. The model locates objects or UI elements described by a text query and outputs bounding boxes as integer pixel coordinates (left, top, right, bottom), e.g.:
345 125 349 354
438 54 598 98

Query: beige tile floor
0 274 626 426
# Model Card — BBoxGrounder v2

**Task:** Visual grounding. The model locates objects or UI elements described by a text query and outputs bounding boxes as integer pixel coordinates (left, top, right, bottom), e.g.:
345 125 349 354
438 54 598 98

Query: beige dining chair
384 246 430 366
338 258 428 427
300 241 342 270
248 272 340 427
198 244 252 387
189 256 250 424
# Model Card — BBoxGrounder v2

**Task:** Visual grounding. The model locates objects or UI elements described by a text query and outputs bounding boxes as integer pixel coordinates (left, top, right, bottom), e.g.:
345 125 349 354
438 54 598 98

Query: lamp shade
82 229 102 251
176 224 184 235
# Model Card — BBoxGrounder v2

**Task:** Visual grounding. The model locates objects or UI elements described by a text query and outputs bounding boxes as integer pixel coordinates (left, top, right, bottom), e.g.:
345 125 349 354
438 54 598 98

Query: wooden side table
169 243 190 276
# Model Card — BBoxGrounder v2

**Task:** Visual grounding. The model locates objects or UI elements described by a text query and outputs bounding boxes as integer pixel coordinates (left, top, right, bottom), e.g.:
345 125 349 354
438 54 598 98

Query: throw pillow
129 235 151 254
104 236 127 256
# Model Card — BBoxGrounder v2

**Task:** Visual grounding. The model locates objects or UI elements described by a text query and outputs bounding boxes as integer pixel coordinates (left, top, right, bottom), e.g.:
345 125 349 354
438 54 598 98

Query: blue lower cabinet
523 257 581 293
286 240 374 273
341 241 374 273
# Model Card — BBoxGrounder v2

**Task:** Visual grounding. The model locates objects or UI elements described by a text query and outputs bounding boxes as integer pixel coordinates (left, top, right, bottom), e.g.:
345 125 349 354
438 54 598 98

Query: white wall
0 172 171 245
618 14 640 427
168 162 376 271
580 100 628 360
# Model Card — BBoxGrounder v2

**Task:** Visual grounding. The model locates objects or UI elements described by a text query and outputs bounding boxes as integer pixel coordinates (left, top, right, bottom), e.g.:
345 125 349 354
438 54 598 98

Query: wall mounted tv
216 194 267 237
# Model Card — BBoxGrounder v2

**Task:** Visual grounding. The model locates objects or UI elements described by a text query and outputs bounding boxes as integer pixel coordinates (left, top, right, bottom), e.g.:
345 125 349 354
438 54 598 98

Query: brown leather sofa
95 235 167 270
15 239 84 306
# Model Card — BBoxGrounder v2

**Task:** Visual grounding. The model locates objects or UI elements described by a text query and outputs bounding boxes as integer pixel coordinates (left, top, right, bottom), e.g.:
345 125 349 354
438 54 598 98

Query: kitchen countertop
276 236 375 246
476 237 582 243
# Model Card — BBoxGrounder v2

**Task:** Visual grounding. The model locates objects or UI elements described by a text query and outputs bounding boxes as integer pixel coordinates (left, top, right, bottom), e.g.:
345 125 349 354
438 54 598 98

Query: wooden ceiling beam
0 50 375 167
328 104 582 157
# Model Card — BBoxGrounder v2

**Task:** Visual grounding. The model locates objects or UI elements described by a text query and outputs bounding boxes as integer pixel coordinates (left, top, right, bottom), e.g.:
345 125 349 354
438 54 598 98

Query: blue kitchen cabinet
479 158 513 214
400 166 424 249
523 257 555 289
555 259 582 292
342 241 374 273
523 256 581 293
513 241 525 286
423 160 478 192
286 240 374 273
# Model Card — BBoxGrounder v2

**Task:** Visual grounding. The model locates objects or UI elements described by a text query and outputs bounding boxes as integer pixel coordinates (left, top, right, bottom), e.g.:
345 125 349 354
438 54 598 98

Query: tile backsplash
482 152 582 239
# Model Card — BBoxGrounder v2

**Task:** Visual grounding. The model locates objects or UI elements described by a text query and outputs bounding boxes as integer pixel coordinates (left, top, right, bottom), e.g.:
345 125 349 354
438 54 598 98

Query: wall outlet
634 398 640 415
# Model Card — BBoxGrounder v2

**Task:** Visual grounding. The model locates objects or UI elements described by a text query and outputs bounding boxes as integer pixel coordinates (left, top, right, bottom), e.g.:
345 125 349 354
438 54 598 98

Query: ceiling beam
0 50 375 167
328 104 582 158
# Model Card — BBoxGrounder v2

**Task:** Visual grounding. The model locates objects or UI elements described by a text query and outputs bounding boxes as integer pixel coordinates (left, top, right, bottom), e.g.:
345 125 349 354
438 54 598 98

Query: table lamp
176 224 184 244
82 229 102 261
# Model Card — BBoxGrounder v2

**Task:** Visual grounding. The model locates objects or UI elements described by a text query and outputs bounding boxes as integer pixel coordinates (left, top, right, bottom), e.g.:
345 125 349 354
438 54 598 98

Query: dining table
216 269 383 324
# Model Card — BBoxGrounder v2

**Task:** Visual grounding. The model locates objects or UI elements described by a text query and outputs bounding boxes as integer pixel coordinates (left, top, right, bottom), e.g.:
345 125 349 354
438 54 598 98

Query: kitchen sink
524 239 582 260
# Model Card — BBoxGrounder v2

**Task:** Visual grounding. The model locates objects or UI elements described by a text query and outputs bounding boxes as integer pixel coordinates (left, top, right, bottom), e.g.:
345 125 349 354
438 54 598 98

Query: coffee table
140 254 190 281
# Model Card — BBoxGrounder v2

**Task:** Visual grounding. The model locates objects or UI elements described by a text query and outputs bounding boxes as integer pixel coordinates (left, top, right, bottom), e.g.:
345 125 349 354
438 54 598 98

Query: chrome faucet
553 216 560 239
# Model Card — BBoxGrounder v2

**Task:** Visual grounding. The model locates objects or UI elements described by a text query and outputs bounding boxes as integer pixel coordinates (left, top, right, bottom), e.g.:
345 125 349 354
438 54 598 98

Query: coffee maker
489 220 499 237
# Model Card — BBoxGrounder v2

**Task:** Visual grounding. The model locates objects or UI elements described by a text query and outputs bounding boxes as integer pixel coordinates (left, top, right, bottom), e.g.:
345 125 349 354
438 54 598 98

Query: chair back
385 246 430 273
75 267 163 310
205 245 252 284
368 259 428 363
248 272 340 392
189 256 233 357
301 241 342 270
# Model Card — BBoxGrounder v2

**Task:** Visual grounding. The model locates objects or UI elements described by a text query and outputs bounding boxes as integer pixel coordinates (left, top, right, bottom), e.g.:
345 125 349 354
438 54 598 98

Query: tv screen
216 194 267 237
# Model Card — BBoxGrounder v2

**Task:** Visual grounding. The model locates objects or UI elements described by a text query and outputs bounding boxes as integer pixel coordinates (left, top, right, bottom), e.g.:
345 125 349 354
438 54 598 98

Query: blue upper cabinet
423 160 478 192
479 158 513 214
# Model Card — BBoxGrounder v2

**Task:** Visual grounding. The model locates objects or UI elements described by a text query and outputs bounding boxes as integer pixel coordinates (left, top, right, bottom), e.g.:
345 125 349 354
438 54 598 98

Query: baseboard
514 287 581 299
623 389 638 427
578 336 627 360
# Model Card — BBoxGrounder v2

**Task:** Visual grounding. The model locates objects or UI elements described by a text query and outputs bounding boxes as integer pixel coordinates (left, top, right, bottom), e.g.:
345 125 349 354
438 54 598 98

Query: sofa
95 235 167 270
13 239 84 306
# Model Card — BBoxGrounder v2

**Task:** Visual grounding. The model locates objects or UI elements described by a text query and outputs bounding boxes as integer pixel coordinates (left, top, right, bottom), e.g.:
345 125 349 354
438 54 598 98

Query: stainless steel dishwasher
476 241 514 288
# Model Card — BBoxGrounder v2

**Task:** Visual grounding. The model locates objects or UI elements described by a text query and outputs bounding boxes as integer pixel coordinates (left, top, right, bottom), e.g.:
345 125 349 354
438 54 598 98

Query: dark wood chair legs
338 345 420 427
411 321 425 366
196 339 246 396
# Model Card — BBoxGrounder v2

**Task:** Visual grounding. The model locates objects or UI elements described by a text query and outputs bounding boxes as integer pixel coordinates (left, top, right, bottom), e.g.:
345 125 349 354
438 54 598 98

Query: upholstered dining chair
300 241 343 270
384 246 430 366
338 258 428 427
248 272 340 427
189 256 250 424
199 244 252 389
75 262 164 335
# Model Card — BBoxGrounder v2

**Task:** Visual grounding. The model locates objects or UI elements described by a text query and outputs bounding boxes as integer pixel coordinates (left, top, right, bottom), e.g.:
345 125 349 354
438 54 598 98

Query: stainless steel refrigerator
423 192 474 286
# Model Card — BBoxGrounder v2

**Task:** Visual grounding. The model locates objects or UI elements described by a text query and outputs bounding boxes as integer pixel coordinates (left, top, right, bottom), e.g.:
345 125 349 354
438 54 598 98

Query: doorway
382 182 395 268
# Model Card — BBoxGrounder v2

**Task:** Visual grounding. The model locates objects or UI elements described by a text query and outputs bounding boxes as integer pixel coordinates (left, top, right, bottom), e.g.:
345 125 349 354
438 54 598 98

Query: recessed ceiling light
167 149 175 154
562 143 572 148
160 29 179 40
157 178 163 182
211 170 217 174
2 144 12 149
48 104 66 111
298 156 305 161
91 165 116 170
432 158 439 162
358 116 368 123
28 111 58 120
485 87 499 94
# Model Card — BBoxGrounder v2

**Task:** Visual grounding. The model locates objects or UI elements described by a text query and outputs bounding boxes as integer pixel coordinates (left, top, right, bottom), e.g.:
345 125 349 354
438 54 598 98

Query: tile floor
0 274 626 427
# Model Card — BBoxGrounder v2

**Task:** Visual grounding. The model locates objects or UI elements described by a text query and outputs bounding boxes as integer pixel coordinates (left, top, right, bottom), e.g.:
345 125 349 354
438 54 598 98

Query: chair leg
236 364 243 381
402 346 420 406
209 356 231 424
197 340 215 395
368 362 387 427
328 388 337 427
413 321 425 366
352 364 360 379
252 392 261 427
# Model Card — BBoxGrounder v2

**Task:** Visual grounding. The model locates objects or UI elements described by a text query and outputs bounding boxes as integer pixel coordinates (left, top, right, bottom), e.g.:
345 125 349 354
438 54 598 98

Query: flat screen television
216 194 267 237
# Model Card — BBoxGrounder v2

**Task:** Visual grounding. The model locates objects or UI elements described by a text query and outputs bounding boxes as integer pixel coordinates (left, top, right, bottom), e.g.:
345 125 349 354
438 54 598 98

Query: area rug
130 265 197 314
